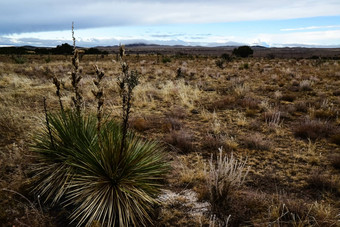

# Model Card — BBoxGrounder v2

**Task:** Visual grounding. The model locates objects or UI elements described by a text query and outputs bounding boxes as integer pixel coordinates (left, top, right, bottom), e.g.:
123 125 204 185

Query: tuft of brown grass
165 129 194 153
239 96 260 109
0 188 54 226
175 154 206 188
202 133 225 151
0 107 30 146
206 96 235 111
242 133 271 150
165 105 187 119
266 198 340 226
294 101 309 113
280 93 296 102
306 170 340 195
314 109 337 120
129 117 150 132
263 109 282 126
332 89 340 96
330 133 340 145
293 118 336 141
329 154 340 169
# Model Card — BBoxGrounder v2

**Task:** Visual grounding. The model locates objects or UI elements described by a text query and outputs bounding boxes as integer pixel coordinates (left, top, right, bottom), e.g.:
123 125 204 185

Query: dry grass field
0 52 340 226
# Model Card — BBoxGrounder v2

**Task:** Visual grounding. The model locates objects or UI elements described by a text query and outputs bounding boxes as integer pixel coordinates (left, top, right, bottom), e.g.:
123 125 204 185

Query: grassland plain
0 52 340 226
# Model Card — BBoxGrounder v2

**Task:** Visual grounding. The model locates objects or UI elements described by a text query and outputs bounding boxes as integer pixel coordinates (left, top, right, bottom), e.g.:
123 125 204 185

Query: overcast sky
1 0 340 47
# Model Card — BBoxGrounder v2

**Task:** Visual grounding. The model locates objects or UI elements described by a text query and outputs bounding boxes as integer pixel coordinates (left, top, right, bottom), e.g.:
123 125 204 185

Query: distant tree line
0 43 109 55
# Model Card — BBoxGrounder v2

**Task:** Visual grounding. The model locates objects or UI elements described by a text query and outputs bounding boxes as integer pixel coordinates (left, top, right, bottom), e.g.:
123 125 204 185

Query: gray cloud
1 0 340 35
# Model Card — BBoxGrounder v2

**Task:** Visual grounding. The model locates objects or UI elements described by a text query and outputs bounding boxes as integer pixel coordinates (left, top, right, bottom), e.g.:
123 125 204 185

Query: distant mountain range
1 43 340 59
1 39 340 48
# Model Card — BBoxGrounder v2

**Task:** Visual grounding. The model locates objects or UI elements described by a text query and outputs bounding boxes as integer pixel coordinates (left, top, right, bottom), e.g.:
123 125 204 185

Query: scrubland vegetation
0 46 340 226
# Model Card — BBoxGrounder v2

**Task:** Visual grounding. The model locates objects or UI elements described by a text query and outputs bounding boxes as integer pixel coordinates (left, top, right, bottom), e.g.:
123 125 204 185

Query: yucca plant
31 24 168 226
32 110 167 226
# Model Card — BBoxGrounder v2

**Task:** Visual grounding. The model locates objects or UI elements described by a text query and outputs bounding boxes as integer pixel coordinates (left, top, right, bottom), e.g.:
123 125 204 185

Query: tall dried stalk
71 22 83 115
92 65 105 145
117 44 139 156
52 75 64 112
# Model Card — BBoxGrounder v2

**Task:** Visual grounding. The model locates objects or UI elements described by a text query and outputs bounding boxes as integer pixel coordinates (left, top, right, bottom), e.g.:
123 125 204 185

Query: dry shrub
205 147 250 225
155 197 203 227
207 190 269 227
332 89 340 96
267 199 317 226
165 129 194 153
245 108 258 117
329 154 340 169
240 96 260 109
202 133 238 152
299 80 313 91
262 109 281 126
311 201 340 226
161 117 183 132
306 170 339 195
242 133 271 150
274 90 283 100
291 80 300 87
314 109 337 120
129 117 150 132
330 133 340 145
175 154 206 188
293 119 336 141
202 133 225 151
0 108 27 145
0 189 54 227
267 199 340 226
224 191 268 226
280 93 296 102
0 142 28 189
166 105 187 119
166 117 182 131
294 101 308 113
206 96 235 111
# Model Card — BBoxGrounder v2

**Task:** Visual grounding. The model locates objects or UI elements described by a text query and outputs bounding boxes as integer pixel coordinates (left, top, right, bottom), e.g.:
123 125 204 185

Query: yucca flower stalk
52 75 64 112
71 22 83 114
93 64 105 145
117 44 139 157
